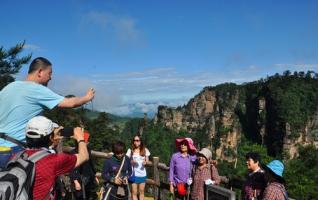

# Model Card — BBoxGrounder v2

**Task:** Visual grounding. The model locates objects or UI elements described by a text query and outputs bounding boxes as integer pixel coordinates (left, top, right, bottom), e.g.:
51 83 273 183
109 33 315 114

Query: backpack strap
28 150 51 163
5 150 30 169
29 150 53 199
0 132 27 148
115 156 126 178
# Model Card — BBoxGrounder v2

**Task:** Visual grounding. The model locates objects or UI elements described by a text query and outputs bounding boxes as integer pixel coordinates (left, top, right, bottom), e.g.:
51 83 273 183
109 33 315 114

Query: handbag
102 156 126 200
116 186 126 197
176 182 187 196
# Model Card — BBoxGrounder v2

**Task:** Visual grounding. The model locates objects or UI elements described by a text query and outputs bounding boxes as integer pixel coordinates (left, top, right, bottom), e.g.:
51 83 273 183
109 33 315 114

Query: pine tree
0 41 31 90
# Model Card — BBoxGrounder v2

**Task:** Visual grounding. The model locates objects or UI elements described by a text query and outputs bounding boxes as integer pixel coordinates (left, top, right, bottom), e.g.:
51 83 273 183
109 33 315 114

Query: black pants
73 185 97 200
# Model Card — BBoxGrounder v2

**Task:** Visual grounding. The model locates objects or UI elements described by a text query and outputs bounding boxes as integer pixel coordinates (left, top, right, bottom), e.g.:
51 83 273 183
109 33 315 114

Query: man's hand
74 180 81 191
73 127 89 167
85 88 95 102
72 127 85 142
49 126 64 149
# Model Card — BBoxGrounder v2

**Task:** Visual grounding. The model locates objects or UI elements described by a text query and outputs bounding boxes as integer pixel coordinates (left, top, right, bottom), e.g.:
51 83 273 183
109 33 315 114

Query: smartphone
60 127 74 137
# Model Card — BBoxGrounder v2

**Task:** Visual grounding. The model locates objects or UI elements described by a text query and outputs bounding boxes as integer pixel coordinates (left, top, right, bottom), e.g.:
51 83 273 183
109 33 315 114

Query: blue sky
1 0 318 116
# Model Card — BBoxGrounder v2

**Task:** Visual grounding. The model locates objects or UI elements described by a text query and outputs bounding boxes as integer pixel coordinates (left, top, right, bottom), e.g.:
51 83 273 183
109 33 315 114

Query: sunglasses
134 139 140 142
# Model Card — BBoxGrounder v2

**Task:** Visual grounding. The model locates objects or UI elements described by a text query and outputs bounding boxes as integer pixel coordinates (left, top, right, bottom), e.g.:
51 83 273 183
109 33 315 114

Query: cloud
81 11 143 45
275 63 318 71
106 100 188 117
23 44 45 51
48 75 122 113
47 65 282 117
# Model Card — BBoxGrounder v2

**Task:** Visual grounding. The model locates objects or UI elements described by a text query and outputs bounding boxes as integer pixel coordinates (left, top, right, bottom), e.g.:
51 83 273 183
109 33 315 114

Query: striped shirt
191 165 211 200
263 182 288 200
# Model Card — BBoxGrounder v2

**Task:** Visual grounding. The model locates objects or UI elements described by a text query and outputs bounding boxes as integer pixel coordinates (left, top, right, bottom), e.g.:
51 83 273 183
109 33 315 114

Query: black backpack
0 150 51 200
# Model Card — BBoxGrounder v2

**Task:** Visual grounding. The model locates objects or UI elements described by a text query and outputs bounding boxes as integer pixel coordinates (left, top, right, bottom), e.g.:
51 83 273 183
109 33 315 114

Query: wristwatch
78 140 85 144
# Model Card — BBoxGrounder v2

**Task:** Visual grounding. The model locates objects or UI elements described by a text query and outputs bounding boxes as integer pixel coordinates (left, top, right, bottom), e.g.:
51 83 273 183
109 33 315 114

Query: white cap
25 116 58 139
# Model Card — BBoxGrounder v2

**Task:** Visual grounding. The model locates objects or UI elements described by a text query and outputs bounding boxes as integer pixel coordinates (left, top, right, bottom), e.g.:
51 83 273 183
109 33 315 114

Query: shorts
133 176 147 184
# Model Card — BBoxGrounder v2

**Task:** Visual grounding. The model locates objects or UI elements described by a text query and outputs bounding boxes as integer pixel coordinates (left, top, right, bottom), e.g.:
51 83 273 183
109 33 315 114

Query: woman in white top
126 135 150 200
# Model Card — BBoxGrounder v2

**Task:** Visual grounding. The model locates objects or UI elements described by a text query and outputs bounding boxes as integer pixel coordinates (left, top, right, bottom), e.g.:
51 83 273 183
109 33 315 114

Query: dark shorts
133 176 147 184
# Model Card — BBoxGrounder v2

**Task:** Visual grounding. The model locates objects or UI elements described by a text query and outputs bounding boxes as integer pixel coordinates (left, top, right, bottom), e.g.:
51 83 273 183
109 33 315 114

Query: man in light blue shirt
0 57 95 167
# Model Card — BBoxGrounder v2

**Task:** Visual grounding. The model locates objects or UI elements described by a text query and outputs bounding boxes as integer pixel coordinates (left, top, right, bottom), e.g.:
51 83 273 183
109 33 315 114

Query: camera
60 127 74 137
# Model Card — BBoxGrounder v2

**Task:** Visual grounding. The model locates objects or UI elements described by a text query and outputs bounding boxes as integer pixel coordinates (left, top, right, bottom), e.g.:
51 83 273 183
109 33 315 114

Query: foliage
263 71 318 156
0 41 31 90
285 145 318 199
218 138 273 179
191 129 210 150
143 123 190 164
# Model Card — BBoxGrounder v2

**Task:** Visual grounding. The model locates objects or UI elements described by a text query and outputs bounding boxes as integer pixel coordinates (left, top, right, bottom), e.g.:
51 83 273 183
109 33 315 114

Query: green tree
0 41 31 89
285 145 318 199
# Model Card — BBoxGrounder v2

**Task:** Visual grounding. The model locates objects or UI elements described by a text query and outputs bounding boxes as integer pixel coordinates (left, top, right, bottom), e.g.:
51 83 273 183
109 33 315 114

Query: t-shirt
0 81 64 147
25 149 77 200
126 148 150 177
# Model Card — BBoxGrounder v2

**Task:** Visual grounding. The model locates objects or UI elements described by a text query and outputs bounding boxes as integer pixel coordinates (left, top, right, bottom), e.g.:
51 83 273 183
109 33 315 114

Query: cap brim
53 123 59 128
26 131 42 139
197 152 208 160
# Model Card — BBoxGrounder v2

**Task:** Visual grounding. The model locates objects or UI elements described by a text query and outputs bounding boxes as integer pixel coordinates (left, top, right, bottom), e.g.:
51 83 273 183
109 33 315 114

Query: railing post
153 157 160 200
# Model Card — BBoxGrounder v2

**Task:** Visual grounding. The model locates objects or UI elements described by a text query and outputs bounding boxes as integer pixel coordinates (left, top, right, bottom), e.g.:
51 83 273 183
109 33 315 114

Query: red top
25 149 77 200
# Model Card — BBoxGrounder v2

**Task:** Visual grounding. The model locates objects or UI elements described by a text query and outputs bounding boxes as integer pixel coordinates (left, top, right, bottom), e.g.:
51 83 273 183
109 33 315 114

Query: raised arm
72 127 89 168
58 88 95 108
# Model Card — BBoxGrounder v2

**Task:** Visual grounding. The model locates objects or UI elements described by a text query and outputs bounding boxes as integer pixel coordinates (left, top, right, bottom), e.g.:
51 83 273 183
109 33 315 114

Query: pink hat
175 138 197 155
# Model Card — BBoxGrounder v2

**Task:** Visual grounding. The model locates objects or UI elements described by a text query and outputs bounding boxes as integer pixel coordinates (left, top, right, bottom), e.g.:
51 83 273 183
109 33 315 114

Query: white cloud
46 65 292 117
48 75 122 112
23 44 45 51
275 63 318 71
81 11 143 45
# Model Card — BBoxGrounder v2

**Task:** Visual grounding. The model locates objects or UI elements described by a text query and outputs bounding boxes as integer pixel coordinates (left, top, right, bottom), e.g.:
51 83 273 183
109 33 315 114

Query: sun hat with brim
263 160 285 182
25 116 58 139
175 138 197 155
198 148 212 161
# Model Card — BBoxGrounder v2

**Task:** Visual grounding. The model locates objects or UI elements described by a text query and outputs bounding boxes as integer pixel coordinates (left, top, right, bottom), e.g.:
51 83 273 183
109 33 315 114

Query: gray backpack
0 150 51 200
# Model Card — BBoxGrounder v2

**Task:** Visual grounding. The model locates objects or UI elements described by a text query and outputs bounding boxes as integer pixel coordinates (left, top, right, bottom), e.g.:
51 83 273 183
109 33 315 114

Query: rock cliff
155 76 318 160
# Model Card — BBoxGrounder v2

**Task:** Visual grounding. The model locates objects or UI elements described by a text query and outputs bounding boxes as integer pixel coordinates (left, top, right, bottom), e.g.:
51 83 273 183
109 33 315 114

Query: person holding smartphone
0 57 95 168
